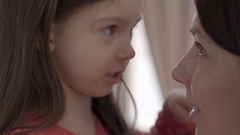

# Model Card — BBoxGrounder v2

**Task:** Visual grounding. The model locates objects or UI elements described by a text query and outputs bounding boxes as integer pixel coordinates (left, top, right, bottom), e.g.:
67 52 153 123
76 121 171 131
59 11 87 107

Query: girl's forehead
71 0 143 23
84 0 143 14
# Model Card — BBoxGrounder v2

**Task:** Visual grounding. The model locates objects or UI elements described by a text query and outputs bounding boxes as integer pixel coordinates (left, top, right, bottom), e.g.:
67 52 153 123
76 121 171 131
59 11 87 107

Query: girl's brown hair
0 0 133 134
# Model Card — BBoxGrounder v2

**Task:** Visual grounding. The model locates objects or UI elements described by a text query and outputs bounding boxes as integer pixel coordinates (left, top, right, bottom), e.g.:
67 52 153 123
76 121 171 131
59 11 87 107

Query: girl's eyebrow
94 17 123 23
93 16 142 25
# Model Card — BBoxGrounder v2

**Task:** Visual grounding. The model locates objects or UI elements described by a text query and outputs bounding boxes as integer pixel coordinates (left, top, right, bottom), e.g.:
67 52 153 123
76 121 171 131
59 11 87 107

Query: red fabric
153 104 196 135
8 113 108 135
134 104 196 135
8 107 195 135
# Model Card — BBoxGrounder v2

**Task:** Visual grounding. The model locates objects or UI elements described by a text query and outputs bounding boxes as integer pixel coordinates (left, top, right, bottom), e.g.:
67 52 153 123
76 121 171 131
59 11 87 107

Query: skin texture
172 14 240 135
49 0 143 134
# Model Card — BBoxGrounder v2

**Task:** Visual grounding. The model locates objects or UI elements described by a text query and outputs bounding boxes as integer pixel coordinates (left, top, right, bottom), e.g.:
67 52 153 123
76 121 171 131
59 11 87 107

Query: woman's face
172 14 240 135
50 0 143 97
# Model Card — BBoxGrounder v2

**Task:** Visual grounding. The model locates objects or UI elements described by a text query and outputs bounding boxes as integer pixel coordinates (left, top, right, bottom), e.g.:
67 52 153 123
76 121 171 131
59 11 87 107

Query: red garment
8 114 106 135
134 104 196 135
8 106 195 135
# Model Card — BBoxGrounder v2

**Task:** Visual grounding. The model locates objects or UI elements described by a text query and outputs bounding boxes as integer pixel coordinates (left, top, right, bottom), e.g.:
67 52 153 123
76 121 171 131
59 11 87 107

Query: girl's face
172 14 240 135
51 0 143 97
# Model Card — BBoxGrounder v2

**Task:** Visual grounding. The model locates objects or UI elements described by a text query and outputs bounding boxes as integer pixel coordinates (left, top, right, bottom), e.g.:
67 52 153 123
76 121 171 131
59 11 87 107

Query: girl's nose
117 42 136 61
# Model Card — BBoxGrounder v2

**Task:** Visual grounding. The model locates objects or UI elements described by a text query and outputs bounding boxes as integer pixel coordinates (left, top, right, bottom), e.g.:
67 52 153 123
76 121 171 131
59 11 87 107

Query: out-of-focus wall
142 0 195 97
121 0 196 132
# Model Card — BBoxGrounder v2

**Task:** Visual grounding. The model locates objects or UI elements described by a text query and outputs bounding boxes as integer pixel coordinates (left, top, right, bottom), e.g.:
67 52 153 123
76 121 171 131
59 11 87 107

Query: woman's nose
172 65 184 84
171 59 191 87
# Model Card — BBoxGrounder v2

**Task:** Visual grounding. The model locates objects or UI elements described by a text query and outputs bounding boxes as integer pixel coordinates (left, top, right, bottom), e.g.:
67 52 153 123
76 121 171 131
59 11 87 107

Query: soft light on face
172 13 240 135
50 0 143 97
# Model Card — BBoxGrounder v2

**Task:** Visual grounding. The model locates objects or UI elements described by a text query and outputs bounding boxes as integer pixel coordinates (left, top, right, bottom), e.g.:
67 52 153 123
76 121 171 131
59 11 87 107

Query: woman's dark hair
195 0 240 56
0 0 135 135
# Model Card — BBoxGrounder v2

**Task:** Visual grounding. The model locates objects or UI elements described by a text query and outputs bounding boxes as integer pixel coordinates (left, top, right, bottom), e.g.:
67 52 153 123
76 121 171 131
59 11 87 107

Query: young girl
0 0 195 135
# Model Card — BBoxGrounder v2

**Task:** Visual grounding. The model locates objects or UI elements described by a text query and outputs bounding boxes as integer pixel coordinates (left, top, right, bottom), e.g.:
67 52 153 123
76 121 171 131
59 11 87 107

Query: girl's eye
103 25 116 36
195 41 206 56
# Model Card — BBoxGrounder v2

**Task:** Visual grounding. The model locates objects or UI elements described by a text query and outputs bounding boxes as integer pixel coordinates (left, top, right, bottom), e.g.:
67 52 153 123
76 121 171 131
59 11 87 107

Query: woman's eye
195 41 206 56
103 25 116 36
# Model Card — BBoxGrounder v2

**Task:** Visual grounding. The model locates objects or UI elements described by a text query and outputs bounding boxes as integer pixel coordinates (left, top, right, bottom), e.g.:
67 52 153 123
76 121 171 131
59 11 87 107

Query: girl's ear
49 22 56 52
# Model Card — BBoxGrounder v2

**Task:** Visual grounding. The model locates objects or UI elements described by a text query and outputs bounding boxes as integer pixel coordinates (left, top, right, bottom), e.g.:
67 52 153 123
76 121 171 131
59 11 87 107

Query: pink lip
189 106 201 121
106 71 124 84
185 96 201 122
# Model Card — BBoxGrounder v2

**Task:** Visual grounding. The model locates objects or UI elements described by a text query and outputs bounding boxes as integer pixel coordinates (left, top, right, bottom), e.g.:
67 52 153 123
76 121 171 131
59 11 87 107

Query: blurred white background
125 0 195 132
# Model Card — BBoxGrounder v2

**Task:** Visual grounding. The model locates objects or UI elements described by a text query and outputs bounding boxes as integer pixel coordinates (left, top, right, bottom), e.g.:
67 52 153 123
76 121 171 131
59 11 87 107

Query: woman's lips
189 106 201 121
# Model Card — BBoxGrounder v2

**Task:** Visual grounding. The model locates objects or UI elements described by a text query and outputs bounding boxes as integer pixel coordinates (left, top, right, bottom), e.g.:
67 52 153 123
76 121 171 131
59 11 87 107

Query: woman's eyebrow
190 26 198 35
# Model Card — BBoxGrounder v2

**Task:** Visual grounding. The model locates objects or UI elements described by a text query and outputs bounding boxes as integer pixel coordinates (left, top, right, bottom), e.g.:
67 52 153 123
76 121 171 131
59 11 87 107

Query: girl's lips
189 106 201 121
106 71 123 84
